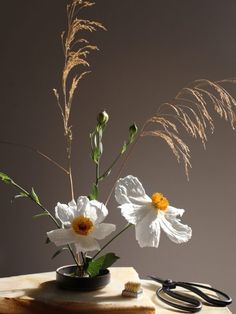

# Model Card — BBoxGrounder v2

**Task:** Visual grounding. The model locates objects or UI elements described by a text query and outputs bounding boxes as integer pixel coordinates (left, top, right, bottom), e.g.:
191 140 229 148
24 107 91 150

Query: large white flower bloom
47 197 116 253
115 175 192 248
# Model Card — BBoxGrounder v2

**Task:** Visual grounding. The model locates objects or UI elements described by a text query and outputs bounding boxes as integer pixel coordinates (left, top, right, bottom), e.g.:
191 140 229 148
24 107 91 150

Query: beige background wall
0 0 235 311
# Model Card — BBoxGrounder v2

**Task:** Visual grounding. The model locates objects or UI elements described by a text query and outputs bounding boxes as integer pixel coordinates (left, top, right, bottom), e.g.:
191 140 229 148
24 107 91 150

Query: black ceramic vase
56 265 110 291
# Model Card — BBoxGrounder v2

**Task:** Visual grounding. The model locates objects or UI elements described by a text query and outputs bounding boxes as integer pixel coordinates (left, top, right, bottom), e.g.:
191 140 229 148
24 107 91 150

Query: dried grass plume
141 79 236 178
53 0 105 199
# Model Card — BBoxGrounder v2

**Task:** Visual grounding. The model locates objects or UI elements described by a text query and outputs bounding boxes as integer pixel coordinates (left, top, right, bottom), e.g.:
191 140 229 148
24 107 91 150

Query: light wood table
0 267 232 314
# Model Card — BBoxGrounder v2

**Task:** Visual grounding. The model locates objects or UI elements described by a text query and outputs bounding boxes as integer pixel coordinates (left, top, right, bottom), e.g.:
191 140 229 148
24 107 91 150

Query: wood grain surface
0 268 232 314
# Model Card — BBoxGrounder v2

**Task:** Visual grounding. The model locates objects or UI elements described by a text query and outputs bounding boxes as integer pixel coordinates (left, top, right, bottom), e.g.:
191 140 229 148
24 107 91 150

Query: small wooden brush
122 281 143 298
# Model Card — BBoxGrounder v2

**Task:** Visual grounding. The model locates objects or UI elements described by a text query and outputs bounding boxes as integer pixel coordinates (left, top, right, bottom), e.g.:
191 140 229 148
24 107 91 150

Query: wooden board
0 268 232 314
0 267 155 314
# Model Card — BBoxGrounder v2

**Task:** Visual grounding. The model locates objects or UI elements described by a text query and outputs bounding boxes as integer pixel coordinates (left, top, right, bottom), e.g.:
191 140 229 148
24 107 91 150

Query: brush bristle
124 281 141 293
122 281 143 298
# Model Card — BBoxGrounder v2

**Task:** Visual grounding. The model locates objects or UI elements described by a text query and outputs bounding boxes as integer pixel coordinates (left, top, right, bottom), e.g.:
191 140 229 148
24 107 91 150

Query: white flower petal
115 175 151 205
76 196 90 215
55 203 74 225
120 203 151 225
92 223 116 240
68 199 77 211
166 206 185 218
159 211 192 244
49 197 114 254
89 200 108 224
135 211 161 248
75 197 107 223
47 228 76 246
74 236 100 253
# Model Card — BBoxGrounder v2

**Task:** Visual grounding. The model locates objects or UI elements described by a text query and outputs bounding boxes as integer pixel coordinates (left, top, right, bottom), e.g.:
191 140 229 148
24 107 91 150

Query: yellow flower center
151 192 169 211
72 216 94 236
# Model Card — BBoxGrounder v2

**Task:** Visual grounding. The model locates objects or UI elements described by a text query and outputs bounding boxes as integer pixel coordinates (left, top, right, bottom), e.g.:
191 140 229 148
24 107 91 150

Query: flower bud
97 110 109 126
129 123 138 136
129 123 138 143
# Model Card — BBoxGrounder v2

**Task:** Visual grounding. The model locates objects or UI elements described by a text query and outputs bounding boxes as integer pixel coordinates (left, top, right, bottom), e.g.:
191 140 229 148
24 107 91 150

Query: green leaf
31 188 41 204
51 247 69 259
88 184 98 200
0 172 13 184
84 256 93 269
121 142 128 154
99 141 103 155
33 212 50 219
97 127 103 139
95 124 104 136
93 132 98 148
16 192 28 198
86 253 120 277
91 147 101 164
11 192 29 203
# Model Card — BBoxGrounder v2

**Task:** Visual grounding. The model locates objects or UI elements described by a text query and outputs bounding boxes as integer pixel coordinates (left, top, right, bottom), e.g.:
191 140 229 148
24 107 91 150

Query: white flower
115 175 192 248
47 196 116 253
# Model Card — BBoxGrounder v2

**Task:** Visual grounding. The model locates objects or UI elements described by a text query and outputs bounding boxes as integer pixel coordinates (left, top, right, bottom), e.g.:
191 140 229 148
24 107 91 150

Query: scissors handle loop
178 282 232 307
157 287 202 313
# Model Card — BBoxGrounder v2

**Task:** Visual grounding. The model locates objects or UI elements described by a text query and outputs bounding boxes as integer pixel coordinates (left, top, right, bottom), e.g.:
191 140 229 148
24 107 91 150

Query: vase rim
56 264 79 277
56 264 110 277
56 264 110 291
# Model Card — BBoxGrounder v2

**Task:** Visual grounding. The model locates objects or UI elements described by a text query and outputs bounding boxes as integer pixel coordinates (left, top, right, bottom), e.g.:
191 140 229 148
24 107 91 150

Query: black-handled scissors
149 276 232 313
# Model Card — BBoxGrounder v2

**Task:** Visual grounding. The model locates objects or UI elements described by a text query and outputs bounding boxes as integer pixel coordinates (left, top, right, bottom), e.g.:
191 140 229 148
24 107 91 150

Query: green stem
104 121 148 207
0 141 68 175
104 136 141 206
98 152 122 181
68 245 79 267
11 180 80 268
92 223 133 259
96 162 100 186
68 159 75 201
80 252 86 264
12 181 60 227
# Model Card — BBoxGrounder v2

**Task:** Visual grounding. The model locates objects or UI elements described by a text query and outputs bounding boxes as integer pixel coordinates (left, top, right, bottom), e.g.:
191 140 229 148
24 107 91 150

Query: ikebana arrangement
1 0 236 290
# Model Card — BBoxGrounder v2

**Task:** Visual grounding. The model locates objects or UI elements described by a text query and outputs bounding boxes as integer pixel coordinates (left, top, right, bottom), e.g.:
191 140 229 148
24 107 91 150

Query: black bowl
56 265 110 291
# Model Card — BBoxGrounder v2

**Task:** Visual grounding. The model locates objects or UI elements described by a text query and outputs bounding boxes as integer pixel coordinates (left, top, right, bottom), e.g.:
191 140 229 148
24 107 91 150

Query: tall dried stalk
140 79 236 179
54 0 105 200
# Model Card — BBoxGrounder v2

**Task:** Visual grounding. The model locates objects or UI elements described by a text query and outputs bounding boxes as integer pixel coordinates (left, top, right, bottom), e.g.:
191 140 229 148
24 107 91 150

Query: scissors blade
148 275 166 284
